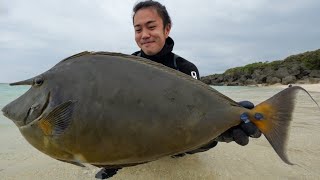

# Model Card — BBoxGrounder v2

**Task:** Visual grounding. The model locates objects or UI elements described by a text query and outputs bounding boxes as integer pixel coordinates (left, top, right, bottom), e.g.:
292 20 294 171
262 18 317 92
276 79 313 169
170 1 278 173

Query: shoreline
264 83 320 92
219 82 320 93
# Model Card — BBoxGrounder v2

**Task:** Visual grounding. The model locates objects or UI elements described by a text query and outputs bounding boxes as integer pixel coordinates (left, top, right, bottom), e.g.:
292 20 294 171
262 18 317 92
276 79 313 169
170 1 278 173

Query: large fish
2 51 318 176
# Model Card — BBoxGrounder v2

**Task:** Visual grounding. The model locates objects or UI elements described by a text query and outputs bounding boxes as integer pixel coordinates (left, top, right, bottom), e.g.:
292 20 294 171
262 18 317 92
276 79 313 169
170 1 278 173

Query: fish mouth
21 92 51 126
1 107 10 119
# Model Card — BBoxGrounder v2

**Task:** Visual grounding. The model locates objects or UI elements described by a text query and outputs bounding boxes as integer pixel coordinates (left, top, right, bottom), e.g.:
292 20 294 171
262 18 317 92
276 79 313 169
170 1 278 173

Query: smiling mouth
142 41 154 45
22 92 51 126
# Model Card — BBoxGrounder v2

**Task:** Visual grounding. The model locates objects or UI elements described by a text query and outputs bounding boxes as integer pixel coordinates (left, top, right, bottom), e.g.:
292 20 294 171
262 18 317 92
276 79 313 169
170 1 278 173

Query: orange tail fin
249 86 319 165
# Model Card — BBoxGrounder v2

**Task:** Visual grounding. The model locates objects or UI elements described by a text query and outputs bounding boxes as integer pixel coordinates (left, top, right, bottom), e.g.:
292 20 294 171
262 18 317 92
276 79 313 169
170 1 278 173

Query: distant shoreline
211 82 320 91
242 83 320 93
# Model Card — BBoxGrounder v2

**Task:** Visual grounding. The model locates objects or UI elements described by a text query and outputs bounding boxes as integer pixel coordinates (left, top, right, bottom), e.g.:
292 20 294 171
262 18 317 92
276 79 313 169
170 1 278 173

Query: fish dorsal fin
91 51 239 106
60 51 92 63
38 101 76 136
56 51 237 106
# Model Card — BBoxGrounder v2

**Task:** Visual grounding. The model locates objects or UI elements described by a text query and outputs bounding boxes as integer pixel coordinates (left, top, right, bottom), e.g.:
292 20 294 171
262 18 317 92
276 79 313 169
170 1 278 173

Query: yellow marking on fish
250 102 276 133
43 137 50 148
38 119 52 135
73 154 87 163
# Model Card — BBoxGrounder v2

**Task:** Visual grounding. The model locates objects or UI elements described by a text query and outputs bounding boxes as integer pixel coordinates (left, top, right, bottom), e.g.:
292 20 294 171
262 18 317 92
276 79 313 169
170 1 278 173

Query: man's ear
164 24 171 38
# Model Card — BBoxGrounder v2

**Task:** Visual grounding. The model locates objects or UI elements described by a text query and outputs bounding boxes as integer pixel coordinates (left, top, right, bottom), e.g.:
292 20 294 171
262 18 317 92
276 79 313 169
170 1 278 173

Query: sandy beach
270 83 320 92
0 84 319 180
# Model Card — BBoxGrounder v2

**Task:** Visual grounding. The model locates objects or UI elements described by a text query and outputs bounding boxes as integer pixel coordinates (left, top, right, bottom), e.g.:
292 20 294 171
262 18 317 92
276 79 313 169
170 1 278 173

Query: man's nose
141 30 150 39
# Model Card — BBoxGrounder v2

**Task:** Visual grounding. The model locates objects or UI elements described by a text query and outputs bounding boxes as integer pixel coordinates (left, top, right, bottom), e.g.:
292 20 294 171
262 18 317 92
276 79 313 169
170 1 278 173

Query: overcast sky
1 0 319 82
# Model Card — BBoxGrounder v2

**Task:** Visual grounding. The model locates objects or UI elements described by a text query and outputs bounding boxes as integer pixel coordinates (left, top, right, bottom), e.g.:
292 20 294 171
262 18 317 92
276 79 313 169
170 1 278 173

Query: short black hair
132 0 172 29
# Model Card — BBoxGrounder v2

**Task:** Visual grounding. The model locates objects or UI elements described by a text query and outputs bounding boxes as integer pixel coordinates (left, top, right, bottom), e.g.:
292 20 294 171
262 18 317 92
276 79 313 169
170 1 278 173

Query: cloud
169 0 320 75
1 0 320 82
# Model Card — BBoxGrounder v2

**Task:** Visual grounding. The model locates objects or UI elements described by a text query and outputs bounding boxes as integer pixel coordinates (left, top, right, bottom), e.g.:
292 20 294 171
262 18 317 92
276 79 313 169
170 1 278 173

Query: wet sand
0 84 319 179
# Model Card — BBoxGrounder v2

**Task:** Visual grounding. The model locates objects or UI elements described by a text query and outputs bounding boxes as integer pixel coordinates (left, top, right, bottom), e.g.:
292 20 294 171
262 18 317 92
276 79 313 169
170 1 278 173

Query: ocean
0 84 29 125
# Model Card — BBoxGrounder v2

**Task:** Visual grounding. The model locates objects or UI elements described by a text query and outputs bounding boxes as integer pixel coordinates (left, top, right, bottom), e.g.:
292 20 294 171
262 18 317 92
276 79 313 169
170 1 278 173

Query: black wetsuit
132 37 200 80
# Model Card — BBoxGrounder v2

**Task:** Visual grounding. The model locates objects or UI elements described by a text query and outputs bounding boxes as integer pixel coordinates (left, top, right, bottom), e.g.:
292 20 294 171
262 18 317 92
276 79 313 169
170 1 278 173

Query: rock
301 76 309 80
266 77 281 84
255 75 267 84
200 78 211 84
274 67 290 79
282 75 297 85
201 74 225 85
252 69 262 79
245 79 257 85
262 67 275 76
309 70 320 78
226 82 242 86
238 75 247 83
288 64 301 76
301 69 311 76
217 75 224 82
200 49 320 86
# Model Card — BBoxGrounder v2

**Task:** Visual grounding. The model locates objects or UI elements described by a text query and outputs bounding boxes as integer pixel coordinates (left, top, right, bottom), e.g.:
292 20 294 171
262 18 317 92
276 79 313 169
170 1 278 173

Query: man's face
133 8 170 56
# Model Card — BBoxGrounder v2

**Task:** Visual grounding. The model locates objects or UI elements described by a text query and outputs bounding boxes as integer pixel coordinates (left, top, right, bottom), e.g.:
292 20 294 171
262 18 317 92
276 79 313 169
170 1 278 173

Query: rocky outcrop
201 49 320 86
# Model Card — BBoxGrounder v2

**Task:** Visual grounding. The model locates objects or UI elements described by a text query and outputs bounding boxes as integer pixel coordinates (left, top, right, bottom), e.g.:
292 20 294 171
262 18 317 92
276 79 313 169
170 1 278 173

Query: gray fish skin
2 51 246 166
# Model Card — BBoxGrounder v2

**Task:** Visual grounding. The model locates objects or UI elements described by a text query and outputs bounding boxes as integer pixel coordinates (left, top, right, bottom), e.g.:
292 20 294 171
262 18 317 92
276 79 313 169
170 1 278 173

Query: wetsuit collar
140 37 174 61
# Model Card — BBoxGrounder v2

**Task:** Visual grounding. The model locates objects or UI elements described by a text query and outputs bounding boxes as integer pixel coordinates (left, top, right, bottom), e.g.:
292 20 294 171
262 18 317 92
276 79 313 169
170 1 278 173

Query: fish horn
249 86 319 165
10 77 34 86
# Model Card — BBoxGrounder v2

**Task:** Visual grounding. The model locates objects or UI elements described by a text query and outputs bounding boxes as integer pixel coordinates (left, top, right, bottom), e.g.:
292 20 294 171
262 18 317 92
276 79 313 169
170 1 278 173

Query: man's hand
215 101 261 145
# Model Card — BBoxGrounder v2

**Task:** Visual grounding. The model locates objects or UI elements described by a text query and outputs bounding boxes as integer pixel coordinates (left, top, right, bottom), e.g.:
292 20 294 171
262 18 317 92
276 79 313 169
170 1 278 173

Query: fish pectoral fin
38 100 76 136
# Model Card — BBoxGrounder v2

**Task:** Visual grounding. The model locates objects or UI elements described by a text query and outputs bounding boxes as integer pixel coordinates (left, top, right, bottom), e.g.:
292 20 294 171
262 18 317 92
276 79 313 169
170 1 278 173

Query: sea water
0 83 29 126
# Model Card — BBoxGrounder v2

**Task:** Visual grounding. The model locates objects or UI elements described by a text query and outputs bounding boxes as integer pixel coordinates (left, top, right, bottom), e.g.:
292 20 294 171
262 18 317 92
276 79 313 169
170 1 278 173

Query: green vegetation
283 49 320 70
224 60 282 75
225 62 266 74
224 49 320 74
301 51 320 70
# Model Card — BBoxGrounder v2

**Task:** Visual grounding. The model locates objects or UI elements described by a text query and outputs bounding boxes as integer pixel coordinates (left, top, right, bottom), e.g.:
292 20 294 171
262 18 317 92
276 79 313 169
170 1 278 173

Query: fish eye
34 77 44 86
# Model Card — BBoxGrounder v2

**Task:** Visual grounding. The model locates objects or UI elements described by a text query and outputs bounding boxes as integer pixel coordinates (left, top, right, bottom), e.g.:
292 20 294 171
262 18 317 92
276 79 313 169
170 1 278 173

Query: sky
1 0 320 82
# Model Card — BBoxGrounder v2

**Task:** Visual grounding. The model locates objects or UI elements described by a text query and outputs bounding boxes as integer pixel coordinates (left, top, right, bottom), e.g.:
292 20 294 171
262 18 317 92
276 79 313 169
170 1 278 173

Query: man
132 1 200 80
96 0 261 179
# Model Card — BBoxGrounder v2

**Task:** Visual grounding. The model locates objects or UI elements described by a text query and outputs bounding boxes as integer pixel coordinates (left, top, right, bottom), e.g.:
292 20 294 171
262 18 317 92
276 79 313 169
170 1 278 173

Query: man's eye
149 26 156 29
135 29 141 33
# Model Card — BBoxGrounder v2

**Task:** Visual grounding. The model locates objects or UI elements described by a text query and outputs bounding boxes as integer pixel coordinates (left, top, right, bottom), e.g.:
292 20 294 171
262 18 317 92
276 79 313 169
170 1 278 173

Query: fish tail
249 86 319 165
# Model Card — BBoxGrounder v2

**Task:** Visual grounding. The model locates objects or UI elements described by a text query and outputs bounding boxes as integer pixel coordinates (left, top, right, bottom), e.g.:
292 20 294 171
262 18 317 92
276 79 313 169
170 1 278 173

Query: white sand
271 83 320 93
1 84 320 179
